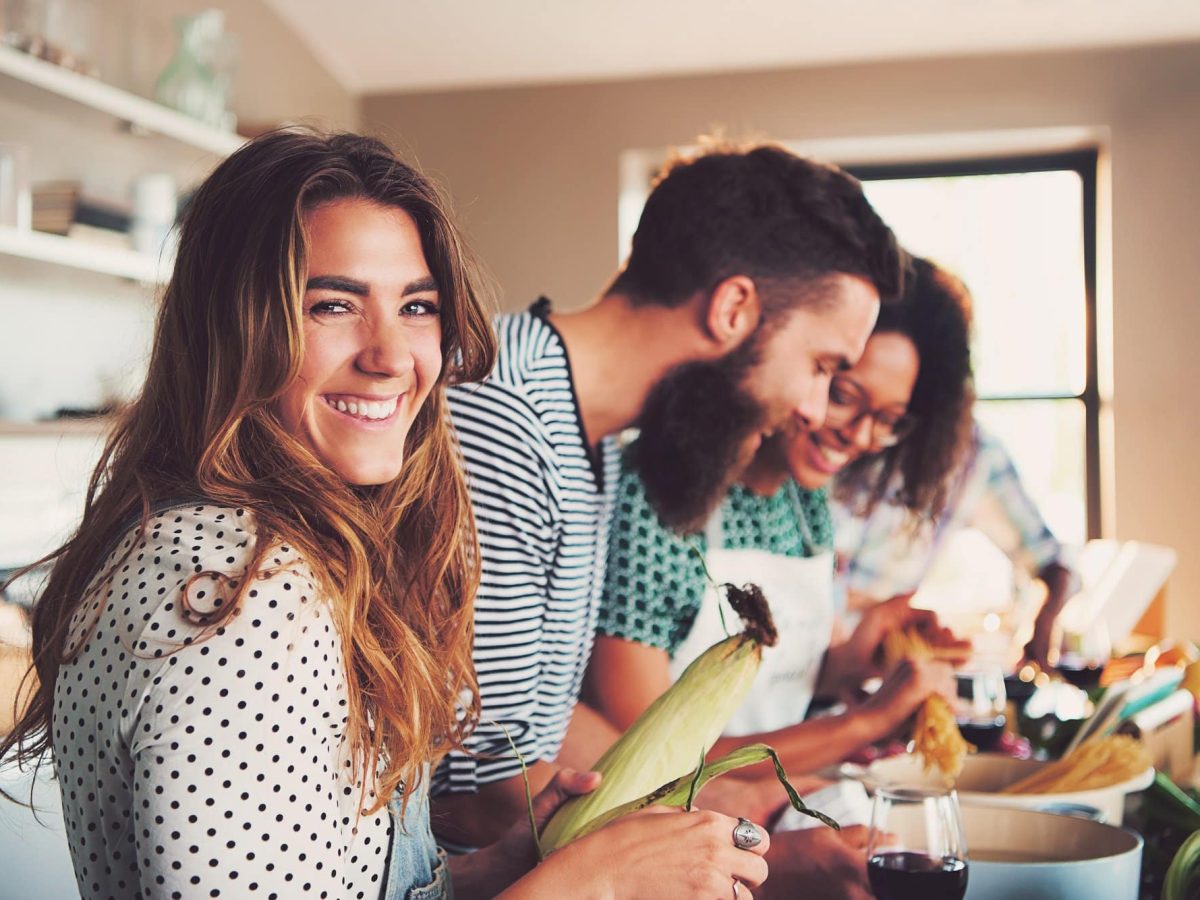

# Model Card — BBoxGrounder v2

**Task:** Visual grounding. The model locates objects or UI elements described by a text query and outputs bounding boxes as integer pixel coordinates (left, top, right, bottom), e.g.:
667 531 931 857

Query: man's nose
796 379 830 432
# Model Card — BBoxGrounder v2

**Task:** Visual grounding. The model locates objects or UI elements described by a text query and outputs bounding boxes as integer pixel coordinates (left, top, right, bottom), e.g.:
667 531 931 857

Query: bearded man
433 143 905 855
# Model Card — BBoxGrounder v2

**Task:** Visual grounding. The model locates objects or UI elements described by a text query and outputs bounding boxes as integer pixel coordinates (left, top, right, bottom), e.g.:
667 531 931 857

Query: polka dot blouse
52 504 391 899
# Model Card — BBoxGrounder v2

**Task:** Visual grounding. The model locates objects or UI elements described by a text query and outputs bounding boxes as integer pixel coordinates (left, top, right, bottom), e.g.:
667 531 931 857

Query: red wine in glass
1057 655 1104 690
867 788 968 900
867 851 969 900
957 714 1007 751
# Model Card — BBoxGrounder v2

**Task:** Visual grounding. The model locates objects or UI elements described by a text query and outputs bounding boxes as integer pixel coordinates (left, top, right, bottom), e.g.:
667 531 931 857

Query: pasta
1001 734 1151 794
884 628 972 783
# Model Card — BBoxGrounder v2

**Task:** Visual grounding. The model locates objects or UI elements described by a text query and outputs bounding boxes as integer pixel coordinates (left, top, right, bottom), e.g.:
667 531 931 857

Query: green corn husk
541 583 813 852
556 743 840 847
1164 828 1200 900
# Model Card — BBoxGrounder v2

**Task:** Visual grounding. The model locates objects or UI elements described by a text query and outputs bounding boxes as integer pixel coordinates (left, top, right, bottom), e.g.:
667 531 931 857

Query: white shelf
0 43 243 157
0 418 112 436
0 225 168 283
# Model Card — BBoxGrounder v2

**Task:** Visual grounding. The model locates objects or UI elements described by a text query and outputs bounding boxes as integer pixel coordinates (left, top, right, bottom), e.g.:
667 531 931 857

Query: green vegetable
556 743 839 847
1163 829 1200 900
539 614 768 851
1147 771 1200 834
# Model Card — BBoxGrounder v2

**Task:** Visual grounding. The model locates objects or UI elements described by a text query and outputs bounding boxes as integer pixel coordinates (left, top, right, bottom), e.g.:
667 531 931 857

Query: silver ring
732 879 741 899
732 816 762 850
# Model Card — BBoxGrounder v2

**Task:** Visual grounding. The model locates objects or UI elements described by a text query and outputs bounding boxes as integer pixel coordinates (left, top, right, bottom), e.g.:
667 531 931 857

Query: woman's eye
402 299 440 318
307 299 354 317
829 383 853 405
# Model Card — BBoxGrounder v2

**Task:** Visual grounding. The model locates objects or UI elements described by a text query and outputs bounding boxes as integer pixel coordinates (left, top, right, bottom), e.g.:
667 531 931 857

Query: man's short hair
609 143 906 312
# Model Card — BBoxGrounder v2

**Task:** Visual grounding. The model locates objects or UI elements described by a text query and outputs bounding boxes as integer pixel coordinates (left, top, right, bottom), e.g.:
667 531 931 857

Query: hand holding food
884 628 973 782
847 595 971 680
862 658 957 734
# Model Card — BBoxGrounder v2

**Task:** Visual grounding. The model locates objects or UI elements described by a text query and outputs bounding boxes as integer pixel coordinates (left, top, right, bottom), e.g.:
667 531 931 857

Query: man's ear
704 275 762 350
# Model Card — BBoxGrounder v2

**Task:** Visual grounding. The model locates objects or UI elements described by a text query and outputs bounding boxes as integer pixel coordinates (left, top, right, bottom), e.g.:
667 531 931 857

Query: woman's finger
529 768 602 828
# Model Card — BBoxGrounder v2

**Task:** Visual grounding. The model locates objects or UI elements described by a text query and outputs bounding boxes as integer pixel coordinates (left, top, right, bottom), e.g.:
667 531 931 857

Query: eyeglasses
824 377 918 448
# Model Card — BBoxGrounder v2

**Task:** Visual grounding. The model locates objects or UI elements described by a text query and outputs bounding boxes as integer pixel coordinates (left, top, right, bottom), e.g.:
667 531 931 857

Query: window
849 152 1100 544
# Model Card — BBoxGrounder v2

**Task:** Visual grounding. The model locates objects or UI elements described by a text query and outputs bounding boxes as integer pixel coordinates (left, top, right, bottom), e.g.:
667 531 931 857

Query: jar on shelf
153 9 237 130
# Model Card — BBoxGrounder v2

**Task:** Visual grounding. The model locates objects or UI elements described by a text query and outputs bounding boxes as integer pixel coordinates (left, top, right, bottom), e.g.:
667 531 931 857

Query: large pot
883 803 1142 899
959 806 1142 899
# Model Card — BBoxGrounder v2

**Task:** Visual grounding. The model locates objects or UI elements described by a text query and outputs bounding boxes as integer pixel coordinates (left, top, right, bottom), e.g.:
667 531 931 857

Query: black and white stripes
434 304 617 794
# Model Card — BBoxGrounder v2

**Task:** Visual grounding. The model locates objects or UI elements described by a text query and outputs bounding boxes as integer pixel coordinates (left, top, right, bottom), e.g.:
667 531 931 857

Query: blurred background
1 0 1198 643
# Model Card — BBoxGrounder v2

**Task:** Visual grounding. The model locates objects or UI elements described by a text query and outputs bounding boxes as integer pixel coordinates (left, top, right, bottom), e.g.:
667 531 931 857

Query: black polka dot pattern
52 505 390 899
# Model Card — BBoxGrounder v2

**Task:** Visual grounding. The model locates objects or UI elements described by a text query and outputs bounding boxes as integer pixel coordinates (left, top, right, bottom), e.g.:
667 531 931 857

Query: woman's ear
704 275 762 350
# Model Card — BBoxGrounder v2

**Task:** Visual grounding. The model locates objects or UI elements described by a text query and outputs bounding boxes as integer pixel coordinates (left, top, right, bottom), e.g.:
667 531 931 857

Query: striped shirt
434 300 619 794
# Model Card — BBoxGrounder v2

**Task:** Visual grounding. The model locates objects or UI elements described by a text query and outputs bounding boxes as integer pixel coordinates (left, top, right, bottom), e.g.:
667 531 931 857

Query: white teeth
817 443 850 467
325 396 398 421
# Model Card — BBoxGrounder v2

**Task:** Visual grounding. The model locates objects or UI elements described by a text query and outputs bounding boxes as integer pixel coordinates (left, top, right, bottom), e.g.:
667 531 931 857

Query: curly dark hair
609 143 907 315
833 257 975 520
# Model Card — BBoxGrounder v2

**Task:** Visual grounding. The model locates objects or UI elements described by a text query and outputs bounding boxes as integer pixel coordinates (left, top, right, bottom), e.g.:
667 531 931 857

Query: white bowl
862 753 1154 824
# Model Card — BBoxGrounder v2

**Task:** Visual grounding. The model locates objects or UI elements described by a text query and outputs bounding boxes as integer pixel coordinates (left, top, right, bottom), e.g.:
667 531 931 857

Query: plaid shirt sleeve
967 427 1065 574
833 424 1067 601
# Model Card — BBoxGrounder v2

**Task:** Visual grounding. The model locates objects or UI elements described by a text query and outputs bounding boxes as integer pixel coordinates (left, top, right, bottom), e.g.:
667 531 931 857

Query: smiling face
631 272 880 530
781 331 920 489
275 198 443 485
744 273 882 448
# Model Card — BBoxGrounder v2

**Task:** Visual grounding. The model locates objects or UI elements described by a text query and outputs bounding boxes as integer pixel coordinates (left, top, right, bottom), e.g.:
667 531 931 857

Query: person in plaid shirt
832 420 1075 668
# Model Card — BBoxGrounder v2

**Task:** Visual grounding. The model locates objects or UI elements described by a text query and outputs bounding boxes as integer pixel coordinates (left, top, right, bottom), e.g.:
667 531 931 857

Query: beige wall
95 0 357 130
362 43 1200 641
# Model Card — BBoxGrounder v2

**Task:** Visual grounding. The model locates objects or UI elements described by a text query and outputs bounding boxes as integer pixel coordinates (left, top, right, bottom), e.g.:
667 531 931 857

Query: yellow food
912 694 971 783
884 628 971 783
1001 734 1151 794
539 584 778 851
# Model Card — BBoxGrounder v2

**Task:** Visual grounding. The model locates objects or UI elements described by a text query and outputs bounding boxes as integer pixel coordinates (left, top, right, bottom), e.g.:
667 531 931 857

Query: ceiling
263 0 1200 95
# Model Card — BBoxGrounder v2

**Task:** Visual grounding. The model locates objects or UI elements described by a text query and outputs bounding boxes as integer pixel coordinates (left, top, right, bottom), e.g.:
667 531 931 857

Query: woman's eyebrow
306 275 369 295
402 276 438 296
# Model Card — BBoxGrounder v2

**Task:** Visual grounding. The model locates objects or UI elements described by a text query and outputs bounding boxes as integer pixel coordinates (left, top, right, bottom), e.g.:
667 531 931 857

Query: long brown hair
1 130 497 810
834 257 975 521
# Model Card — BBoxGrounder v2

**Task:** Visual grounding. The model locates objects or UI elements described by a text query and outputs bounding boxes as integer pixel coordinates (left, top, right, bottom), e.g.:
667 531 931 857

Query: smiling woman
0 129 774 900
277 200 445 486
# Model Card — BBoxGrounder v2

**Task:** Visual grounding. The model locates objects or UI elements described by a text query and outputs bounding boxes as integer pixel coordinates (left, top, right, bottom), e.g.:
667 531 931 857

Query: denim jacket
383 777 451 900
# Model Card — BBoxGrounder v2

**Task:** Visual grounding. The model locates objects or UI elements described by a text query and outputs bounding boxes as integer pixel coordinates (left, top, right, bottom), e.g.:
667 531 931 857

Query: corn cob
539 583 778 852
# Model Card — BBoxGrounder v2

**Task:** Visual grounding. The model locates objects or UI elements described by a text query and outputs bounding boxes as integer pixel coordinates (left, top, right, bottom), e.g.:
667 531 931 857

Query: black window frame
847 150 1102 539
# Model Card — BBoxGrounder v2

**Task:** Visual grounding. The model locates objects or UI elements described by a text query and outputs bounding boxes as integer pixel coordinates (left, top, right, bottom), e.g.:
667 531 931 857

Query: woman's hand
503 806 771 899
860 658 956 735
697 772 829 829
755 826 872 900
832 595 970 688
455 767 603 897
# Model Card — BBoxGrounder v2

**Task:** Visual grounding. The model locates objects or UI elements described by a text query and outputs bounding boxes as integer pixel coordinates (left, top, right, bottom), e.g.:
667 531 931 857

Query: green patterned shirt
599 454 834 655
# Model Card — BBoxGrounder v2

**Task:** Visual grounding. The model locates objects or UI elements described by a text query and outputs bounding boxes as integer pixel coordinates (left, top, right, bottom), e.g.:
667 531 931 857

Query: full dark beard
628 342 765 533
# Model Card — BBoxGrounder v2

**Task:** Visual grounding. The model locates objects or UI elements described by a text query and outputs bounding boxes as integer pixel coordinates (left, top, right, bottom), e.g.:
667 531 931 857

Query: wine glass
1057 617 1111 692
954 665 1008 752
866 787 969 900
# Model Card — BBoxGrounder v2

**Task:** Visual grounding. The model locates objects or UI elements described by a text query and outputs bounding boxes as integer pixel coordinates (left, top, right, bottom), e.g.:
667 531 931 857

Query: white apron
668 481 835 736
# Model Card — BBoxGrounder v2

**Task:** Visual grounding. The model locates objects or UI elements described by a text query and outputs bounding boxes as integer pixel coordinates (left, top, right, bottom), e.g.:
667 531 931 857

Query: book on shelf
31 182 134 250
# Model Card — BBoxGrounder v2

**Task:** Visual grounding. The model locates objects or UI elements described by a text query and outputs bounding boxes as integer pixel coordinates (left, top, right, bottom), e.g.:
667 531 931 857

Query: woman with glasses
584 257 975 779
